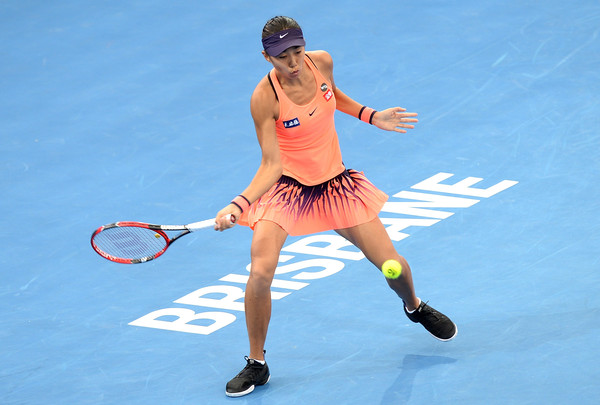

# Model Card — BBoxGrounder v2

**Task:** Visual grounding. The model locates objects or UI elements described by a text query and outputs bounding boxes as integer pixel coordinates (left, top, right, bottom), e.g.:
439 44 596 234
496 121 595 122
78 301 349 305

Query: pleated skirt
237 169 388 236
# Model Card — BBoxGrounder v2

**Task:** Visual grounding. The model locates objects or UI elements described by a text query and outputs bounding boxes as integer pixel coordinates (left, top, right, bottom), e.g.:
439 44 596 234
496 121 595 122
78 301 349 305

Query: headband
262 28 306 56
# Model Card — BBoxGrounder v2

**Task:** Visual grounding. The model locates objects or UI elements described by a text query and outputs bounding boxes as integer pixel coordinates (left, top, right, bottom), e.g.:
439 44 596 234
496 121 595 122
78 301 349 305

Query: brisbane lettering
129 172 518 335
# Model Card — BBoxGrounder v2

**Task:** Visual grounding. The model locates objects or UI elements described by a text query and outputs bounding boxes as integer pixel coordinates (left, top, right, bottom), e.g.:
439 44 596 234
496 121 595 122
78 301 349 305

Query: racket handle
187 214 235 231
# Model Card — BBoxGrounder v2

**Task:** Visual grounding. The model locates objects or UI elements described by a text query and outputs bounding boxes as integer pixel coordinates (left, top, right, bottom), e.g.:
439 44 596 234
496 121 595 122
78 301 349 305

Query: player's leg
226 220 288 397
335 216 457 341
245 220 288 359
335 216 420 309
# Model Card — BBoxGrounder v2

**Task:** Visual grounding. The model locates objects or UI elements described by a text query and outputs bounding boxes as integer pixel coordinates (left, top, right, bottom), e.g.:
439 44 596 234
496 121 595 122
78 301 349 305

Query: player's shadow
380 354 457 405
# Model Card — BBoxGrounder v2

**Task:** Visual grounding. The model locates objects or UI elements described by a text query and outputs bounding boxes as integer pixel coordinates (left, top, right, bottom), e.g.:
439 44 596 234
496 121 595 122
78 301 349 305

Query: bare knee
248 220 288 291
249 265 275 290
247 253 279 293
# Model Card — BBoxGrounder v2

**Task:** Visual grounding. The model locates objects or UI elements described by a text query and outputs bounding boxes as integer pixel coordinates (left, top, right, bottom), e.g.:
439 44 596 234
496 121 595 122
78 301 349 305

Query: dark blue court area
2 1 599 404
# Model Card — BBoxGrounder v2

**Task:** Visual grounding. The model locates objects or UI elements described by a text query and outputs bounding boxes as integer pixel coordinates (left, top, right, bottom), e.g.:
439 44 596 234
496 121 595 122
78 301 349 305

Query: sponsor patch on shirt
323 89 333 102
283 118 300 128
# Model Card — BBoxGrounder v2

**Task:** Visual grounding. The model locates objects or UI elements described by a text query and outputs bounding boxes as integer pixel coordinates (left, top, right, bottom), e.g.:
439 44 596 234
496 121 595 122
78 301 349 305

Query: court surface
2 1 599 404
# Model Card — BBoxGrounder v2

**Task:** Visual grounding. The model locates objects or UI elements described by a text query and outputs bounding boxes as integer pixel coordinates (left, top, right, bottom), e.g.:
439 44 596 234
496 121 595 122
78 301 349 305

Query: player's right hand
214 205 239 231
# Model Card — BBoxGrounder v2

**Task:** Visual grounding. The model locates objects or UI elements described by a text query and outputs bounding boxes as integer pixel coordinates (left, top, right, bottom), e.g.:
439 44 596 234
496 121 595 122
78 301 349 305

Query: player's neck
277 62 316 104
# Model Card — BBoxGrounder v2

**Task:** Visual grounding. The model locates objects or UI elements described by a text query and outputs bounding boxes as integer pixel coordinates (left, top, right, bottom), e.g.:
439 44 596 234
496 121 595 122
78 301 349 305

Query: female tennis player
215 16 457 398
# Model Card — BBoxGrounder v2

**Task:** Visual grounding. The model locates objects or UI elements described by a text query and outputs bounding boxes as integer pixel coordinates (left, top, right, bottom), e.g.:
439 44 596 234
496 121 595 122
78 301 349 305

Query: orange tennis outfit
238 55 388 235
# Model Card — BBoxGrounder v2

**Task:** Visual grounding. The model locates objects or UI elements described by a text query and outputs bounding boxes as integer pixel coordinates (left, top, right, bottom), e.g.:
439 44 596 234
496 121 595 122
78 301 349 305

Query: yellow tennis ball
381 259 402 279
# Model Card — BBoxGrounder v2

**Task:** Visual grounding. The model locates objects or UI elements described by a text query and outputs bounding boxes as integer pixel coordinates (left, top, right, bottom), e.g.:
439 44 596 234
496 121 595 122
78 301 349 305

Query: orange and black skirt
237 169 388 236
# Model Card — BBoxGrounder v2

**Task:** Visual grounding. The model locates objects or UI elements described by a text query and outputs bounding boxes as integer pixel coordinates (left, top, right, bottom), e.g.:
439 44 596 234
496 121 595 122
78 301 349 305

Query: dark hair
262 16 301 38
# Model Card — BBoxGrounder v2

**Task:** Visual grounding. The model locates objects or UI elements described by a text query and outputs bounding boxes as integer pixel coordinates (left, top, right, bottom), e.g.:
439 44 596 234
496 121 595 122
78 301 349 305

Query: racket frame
91 217 227 264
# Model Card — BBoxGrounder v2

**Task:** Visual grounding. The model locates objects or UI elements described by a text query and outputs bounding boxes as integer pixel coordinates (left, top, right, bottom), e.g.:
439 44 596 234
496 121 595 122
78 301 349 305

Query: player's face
265 46 305 79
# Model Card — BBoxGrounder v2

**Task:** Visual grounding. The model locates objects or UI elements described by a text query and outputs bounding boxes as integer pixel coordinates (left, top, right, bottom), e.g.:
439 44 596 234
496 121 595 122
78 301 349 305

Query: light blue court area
2 1 599 404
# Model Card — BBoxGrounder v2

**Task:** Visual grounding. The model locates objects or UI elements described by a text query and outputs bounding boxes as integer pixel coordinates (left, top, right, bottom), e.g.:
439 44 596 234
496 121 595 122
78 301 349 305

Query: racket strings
93 226 168 260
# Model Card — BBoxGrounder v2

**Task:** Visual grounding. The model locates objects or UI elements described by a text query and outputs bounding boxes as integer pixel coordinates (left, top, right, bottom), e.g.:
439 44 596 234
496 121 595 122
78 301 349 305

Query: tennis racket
91 215 234 264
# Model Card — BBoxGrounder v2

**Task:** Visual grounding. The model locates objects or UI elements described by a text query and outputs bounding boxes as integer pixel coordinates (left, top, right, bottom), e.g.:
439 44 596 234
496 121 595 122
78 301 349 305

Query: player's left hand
372 107 418 133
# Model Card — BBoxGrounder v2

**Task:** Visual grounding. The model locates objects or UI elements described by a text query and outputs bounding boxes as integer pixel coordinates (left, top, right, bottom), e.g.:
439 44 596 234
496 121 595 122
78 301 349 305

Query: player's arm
241 82 284 204
308 50 419 133
215 78 283 230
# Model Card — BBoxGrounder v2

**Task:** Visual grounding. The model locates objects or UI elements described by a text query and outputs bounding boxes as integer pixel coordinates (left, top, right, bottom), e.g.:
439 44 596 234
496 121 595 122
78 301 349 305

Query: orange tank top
269 55 345 186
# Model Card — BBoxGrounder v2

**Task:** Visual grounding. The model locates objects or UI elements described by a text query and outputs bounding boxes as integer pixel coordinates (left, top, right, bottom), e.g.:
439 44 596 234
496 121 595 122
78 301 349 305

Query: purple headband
262 28 306 56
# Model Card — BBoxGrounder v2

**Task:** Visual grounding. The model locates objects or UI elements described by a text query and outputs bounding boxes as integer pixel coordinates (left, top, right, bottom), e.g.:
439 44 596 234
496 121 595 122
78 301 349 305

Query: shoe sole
429 322 458 342
225 375 271 398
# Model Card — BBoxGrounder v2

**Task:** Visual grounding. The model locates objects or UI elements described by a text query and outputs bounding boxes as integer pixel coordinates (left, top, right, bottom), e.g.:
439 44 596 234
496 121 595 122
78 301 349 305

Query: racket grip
214 214 236 228
187 214 234 231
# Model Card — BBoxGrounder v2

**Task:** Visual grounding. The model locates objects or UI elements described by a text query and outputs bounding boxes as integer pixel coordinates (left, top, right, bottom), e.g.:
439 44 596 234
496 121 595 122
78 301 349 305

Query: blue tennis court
2 1 599 403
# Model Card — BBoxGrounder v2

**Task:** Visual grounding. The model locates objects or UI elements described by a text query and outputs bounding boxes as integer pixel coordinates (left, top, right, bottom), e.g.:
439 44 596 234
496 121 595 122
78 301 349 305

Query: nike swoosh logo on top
280 33 289 38
309 107 317 116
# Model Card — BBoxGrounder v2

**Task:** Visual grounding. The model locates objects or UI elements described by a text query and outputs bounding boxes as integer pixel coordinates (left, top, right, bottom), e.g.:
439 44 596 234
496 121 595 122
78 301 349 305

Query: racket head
91 222 172 264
